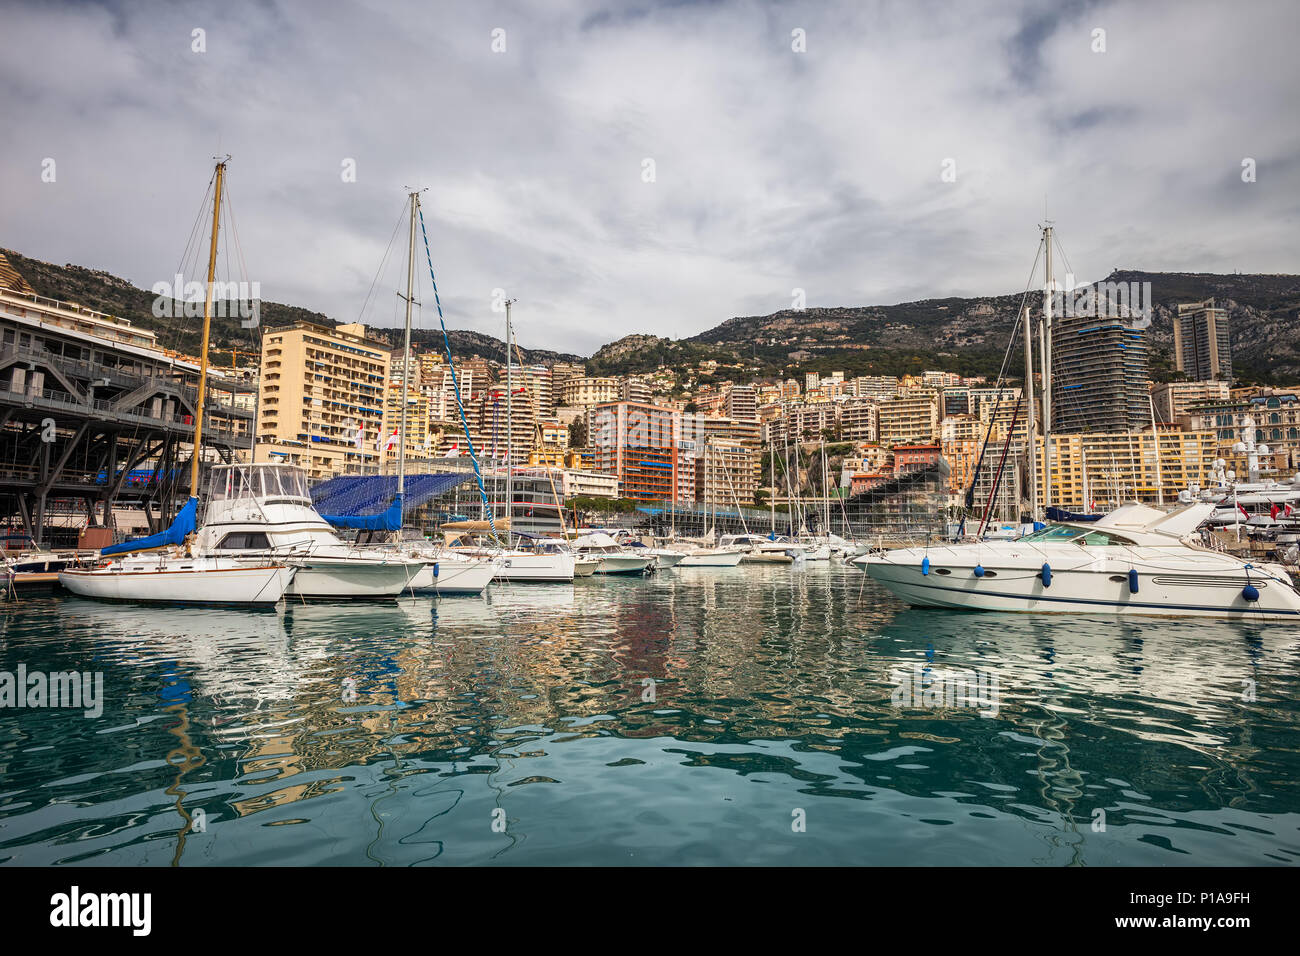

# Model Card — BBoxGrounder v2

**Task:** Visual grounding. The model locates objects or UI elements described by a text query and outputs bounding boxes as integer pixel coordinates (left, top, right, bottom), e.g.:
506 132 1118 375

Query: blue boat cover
321 494 404 531
1045 506 1102 522
102 496 198 555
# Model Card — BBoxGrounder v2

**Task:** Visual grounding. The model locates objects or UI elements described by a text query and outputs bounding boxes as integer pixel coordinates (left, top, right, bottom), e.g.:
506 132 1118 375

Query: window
215 532 271 550
1019 525 1082 542
1078 530 1133 547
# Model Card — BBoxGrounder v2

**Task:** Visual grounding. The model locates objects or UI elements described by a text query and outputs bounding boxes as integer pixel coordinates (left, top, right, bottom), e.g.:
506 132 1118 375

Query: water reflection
1 567 1298 866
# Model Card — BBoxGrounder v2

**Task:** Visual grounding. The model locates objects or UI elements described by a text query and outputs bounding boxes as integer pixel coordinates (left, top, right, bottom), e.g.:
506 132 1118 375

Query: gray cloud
0 0 1295 356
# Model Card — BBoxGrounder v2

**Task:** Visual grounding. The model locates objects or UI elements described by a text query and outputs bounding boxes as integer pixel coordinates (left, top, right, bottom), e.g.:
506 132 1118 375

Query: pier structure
0 281 254 548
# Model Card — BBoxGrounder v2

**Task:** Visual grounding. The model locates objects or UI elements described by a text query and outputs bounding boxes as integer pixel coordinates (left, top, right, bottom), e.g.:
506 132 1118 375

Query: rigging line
174 169 216 281
416 205 499 541
965 236 1043 514
357 199 409 326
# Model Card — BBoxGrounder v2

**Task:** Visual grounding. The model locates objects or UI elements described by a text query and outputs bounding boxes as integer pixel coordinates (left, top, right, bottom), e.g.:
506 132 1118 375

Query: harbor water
2 565 1298 866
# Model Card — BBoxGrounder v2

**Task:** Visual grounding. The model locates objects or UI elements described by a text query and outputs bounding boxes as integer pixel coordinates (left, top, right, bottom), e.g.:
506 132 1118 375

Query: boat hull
493 552 576 583
858 553 1300 620
58 562 293 605
678 549 745 567
288 556 420 599
408 557 497 595
593 555 655 575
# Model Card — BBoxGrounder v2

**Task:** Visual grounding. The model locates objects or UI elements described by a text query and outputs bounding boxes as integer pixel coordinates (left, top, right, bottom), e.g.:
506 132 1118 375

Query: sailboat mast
398 190 418 499
504 298 515 542
1022 305 1038 522
1041 224 1054 511
1149 393 1164 507
189 158 225 500
769 441 775 534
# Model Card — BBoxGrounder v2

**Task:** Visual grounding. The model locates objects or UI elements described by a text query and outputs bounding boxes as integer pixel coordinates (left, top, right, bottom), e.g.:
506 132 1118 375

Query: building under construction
0 254 254 549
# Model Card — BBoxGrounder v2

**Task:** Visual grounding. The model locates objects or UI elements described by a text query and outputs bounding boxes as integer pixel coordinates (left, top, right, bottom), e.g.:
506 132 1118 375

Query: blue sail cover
102 496 198 555
1046 506 1102 522
321 493 403 531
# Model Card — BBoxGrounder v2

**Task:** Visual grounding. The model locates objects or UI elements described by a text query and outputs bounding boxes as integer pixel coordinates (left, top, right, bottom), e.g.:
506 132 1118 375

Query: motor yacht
191 463 425 599
569 532 655 575
855 502 1300 619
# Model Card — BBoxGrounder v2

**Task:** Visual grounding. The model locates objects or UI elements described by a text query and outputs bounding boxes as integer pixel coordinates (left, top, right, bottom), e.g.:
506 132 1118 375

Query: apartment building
1051 313 1150 433
726 384 758 421
256 321 390 479
1035 429 1215 510
839 397 879 443
850 375 900 400
1151 380 1230 425
591 401 682 502
1173 299 1232 381
558 375 619 409
694 439 758 509
877 390 939 446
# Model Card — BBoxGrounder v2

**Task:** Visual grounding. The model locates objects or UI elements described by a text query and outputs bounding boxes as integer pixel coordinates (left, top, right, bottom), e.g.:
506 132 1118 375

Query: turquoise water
1 565 1298 866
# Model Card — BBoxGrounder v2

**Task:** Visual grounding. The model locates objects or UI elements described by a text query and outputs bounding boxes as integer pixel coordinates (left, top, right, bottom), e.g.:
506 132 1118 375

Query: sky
1 0 1297 355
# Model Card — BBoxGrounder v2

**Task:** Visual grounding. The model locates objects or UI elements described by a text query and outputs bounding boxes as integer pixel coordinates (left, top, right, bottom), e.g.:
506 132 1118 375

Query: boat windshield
1017 525 1082 543
209 465 311 501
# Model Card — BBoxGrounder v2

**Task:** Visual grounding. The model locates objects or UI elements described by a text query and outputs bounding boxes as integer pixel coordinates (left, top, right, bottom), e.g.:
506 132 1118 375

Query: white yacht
569 532 655 575
443 525 576 582
855 502 1300 619
403 550 501 595
605 530 684 568
58 550 296 605
676 544 745 567
721 533 807 564
191 463 425 599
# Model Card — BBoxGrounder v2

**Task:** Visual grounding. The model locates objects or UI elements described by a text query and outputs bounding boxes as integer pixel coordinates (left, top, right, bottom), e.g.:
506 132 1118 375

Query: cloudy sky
2 0 1296 354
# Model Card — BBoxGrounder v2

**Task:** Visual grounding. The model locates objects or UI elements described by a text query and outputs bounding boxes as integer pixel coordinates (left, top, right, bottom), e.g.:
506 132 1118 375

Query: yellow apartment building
255 321 391 480
1035 429 1215 510
877 389 939 446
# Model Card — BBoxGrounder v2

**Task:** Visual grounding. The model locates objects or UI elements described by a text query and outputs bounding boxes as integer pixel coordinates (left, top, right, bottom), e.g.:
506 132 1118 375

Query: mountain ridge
4 249 1297 383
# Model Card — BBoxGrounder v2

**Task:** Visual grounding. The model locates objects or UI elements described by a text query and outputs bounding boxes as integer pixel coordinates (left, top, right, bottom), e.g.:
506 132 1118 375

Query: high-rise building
699 440 758 508
1174 299 1232 381
619 377 653 405
1050 313 1150 433
255 321 390 479
591 401 682 502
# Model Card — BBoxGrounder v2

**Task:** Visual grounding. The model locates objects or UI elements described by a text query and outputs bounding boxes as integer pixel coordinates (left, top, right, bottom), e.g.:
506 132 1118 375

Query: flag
1286 503 1294 517
1238 502 1250 519
1271 502 1280 521
380 428 399 451
447 440 460 456
354 426 364 451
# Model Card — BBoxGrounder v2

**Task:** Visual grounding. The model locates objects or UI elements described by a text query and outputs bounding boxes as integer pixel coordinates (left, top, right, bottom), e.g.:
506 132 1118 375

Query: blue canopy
1045 506 1102 523
321 493 403 532
102 496 198 555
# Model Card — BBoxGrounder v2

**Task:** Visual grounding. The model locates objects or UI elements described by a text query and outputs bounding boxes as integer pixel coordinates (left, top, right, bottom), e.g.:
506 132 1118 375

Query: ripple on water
1 570 1298 865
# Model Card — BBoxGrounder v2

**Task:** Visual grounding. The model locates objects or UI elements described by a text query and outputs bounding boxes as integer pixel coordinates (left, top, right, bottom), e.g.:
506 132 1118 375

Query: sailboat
855 224 1300 619
673 438 745 567
333 189 497 596
450 298 575 582
59 159 296 605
